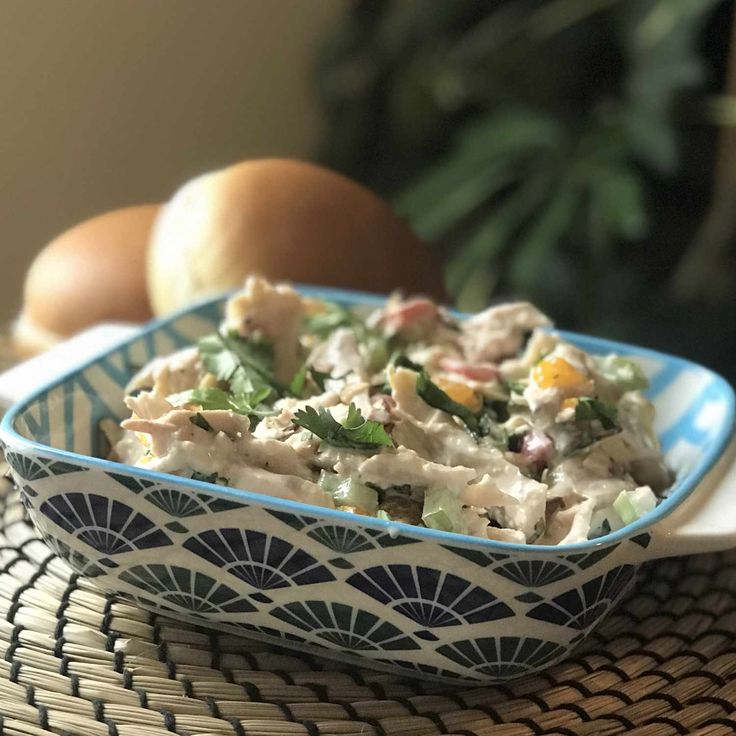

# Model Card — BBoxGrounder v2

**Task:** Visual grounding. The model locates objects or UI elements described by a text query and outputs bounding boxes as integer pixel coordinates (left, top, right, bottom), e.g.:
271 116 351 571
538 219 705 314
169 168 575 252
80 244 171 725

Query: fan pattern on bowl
119 564 256 614
347 564 514 627
270 601 419 651
39 493 172 555
184 528 335 589
4 290 733 683
12 466 647 682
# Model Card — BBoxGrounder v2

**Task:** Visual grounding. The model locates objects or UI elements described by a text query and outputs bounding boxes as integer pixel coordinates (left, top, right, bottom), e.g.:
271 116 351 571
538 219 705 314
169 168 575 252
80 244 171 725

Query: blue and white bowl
1 286 734 683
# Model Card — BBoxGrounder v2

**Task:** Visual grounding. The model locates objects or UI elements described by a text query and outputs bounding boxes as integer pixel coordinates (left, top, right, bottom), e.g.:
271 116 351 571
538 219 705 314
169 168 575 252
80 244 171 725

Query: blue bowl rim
1 282 734 555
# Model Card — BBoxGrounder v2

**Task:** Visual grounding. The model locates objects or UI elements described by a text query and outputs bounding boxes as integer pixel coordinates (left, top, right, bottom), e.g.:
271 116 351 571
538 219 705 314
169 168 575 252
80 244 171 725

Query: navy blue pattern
377 659 463 679
347 565 513 627
184 529 335 589
306 524 415 553
442 546 510 568
105 472 155 493
437 636 567 678
630 533 652 548
270 601 419 651
143 487 245 518
46 538 106 577
119 564 255 614
46 460 84 475
268 510 414 552
233 622 309 644
567 545 618 570
527 564 636 629
5 452 48 481
493 559 575 587
40 493 171 555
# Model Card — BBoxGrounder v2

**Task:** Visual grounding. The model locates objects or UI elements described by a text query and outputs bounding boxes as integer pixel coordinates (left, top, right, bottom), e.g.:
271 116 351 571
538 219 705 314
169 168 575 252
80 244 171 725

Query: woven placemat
1 466 736 736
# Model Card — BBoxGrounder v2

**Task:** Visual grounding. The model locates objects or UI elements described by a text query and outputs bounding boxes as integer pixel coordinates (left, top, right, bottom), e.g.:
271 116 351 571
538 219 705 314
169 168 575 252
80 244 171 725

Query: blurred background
2 0 735 380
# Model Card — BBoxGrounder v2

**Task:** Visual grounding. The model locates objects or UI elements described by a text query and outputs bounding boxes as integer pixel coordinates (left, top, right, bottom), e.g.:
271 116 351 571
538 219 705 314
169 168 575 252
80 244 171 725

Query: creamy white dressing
114 276 671 545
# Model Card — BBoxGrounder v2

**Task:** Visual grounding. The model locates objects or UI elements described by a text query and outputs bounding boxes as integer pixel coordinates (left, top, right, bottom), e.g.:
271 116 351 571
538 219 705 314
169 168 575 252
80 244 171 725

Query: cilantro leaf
293 402 393 451
310 368 330 392
303 303 357 337
575 397 619 430
503 379 527 394
288 364 308 397
189 413 214 432
288 364 332 398
168 387 273 416
415 371 480 433
198 332 281 395
304 302 388 367
389 352 424 372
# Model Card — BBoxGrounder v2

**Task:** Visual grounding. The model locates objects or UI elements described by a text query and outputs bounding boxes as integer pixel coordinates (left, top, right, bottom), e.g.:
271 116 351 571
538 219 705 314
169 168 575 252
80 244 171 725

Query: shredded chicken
114 277 671 545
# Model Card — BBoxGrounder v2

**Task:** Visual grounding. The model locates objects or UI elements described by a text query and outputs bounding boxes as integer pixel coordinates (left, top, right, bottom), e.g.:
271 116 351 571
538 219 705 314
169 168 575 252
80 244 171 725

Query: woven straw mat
1 466 736 736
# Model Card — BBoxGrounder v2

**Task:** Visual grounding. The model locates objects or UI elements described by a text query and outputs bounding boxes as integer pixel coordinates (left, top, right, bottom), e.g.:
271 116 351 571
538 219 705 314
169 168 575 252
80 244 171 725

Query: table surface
1 467 736 736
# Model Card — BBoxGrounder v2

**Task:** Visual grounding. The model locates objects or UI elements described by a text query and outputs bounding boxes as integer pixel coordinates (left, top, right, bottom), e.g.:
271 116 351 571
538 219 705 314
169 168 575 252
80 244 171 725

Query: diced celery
421 488 467 534
361 336 390 373
332 477 379 514
613 486 657 525
589 508 624 538
595 355 649 391
376 510 391 521
318 470 342 494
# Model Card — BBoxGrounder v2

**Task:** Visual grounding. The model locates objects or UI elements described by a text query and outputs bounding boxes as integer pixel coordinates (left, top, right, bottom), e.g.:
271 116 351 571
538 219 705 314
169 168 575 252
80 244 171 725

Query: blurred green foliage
316 0 736 378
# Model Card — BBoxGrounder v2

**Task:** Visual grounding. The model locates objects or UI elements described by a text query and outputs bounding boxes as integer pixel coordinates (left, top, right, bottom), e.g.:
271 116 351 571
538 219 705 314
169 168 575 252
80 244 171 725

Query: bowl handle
648 434 736 558
0 323 138 411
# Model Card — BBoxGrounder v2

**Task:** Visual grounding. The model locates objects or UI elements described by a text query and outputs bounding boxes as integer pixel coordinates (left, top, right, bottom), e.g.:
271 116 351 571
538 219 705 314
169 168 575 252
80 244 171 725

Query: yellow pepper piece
561 397 579 411
532 357 587 390
434 376 483 413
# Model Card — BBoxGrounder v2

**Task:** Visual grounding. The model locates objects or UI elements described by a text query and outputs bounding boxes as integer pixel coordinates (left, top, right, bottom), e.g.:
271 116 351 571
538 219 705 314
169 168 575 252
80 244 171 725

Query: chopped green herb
189 413 214 432
416 371 479 433
305 302 389 371
288 364 332 398
288 364 308 397
478 411 507 446
486 399 510 423
198 332 281 395
168 387 273 416
304 303 356 337
389 352 424 372
310 368 330 392
293 402 393 451
361 335 390 373
503 379 527 394
575 397 619 430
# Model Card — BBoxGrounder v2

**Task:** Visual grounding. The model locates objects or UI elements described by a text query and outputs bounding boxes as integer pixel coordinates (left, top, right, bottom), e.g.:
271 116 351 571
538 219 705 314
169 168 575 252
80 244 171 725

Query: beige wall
0 0 346 323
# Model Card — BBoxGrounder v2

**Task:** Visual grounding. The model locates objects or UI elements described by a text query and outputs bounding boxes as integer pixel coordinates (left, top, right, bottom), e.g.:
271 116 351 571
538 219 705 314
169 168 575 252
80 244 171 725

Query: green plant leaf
508 184 579 292
446 168 555 298
408 164 520 241
394 108 565 236
589 162 647 241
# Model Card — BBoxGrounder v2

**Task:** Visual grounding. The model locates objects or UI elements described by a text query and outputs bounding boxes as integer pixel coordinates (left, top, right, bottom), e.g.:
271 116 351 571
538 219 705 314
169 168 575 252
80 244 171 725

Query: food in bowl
113 277 672 545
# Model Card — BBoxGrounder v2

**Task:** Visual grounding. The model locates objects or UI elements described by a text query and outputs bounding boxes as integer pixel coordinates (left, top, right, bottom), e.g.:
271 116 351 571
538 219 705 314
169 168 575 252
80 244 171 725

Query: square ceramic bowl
1 285 734 683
